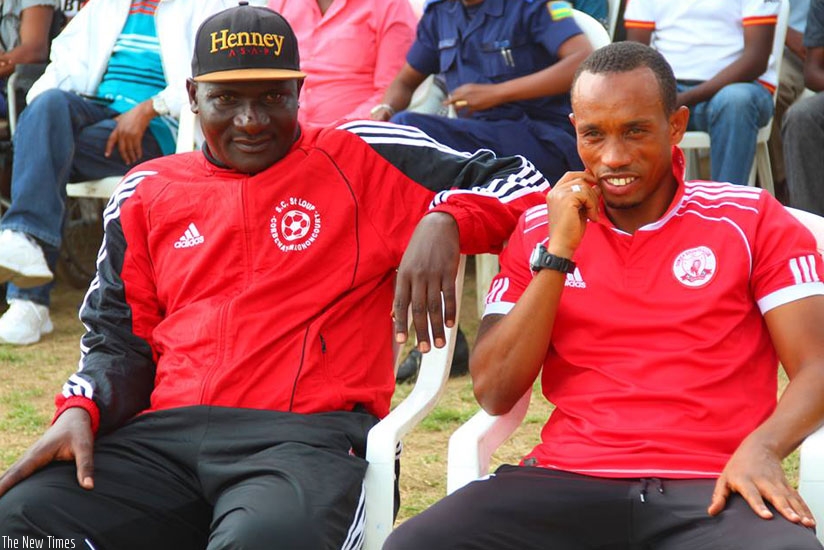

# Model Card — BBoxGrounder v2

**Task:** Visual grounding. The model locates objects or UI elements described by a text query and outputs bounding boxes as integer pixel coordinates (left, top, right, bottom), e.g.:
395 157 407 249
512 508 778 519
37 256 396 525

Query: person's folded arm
446 34 593 113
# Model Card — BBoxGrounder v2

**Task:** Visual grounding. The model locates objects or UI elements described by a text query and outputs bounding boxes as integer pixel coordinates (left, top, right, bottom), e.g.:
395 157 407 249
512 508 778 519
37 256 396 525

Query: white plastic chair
573 8 611 50
679 0 790 196
447 208 824 543
607 0 621 40
5 68 199 199
787 207 824 544
473 9 611 315
363 255 466 550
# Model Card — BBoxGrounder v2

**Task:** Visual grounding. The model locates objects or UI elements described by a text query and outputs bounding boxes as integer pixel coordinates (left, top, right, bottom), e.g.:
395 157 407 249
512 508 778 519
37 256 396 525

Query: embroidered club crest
673 246 717 288
270 197 321 252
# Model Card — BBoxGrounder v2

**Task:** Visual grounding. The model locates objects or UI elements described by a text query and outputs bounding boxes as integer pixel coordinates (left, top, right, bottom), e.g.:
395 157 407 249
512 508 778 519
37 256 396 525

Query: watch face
529 244 544 270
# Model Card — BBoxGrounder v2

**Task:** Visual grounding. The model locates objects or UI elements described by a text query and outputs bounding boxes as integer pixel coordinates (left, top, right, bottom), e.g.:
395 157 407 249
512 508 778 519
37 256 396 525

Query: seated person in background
385 41 824 550
375 0 591 382
372 0 592 187
625 0 778 186
767 0 810 204
0 4 549 548
268 0 417 127
0 0 232 346
0 0 61 116
783 0 824 215
59 0 87 21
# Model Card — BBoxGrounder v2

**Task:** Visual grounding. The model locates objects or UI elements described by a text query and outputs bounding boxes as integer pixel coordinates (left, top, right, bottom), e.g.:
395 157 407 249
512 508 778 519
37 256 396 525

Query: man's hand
708 437 816 527
545 171 600 259
104 99 156 165
393 212 460 352
0 408 94 498
444 83 504 113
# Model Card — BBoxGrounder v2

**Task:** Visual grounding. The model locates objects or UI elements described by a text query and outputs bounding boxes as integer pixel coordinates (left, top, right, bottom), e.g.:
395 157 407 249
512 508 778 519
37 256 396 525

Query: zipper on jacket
198 299 231 404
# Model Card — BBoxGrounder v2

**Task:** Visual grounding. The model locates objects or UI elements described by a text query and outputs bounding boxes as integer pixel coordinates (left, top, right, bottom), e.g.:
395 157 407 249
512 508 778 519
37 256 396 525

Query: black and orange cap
191 1 306 82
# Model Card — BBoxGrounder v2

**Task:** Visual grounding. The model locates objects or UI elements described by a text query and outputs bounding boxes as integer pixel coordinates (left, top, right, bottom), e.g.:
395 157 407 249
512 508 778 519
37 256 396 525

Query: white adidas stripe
790 255 821 284
487 277 510 303
339 482 366 550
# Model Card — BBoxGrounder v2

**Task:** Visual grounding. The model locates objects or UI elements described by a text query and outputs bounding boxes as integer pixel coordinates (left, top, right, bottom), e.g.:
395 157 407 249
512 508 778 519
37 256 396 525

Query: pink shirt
268 0 418 127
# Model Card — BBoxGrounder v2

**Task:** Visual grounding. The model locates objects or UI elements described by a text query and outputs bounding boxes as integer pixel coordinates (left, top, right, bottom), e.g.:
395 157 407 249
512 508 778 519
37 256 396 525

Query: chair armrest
363 255 466 550
176 108 197 154
7 63 47 136
799 424 824 542
446 389 530 495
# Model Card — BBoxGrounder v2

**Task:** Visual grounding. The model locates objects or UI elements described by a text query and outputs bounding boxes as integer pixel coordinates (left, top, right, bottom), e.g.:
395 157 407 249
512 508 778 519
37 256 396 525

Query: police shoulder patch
546 1 573 21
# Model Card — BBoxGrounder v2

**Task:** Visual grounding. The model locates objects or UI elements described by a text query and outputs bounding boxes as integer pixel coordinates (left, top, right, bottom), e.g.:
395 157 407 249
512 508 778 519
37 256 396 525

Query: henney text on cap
210 30 285 56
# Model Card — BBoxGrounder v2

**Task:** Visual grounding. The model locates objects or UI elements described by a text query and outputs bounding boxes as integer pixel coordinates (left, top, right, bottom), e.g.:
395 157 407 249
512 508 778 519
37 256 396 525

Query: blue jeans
0 89 163 306
679 81 774 186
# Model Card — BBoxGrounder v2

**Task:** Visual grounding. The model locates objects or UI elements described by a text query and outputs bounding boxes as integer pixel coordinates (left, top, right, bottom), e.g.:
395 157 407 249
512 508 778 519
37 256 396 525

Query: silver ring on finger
571 184 582 193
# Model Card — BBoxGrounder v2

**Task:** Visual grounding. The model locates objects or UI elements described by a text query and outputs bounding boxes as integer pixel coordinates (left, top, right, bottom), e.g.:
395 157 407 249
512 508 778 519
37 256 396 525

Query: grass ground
0 258 800 526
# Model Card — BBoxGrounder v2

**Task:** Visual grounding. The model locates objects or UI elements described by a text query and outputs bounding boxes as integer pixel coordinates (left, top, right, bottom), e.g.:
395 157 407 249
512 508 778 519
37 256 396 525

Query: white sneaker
0 299 54 345
0 229 54 288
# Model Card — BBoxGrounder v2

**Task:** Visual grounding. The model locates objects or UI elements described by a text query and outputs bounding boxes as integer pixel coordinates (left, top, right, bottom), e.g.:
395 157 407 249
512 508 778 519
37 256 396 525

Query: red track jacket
56 121 549 434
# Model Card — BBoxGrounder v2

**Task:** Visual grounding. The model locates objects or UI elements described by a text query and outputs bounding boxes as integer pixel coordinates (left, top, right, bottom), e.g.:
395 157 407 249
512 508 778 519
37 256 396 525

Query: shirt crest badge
673 246 717 288
270 197 321 252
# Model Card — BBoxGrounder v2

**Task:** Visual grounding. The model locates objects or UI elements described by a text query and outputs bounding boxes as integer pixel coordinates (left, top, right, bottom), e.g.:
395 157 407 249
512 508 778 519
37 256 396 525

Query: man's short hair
573 42 678 115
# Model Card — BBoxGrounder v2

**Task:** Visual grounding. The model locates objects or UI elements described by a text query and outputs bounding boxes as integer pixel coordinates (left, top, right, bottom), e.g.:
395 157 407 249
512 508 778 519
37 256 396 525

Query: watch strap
531 245 576 274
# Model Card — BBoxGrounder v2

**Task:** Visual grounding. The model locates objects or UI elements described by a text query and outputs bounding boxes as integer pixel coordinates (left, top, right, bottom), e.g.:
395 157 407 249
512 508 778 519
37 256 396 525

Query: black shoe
449 327 469 378
396 348 422 383
395 327 470 382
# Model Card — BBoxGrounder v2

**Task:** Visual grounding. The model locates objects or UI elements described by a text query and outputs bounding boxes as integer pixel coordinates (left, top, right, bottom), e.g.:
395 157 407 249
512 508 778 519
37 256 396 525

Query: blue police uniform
392 0 585 183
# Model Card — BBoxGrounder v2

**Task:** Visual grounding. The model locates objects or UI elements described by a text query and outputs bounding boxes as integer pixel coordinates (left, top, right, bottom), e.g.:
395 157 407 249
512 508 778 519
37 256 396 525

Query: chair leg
747 142 774 195
755 142 774 196
474 254 499 315
684 149 702 180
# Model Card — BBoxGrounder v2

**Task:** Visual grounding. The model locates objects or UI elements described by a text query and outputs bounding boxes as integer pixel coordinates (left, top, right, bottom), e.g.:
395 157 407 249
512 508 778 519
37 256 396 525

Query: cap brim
194 68 306 82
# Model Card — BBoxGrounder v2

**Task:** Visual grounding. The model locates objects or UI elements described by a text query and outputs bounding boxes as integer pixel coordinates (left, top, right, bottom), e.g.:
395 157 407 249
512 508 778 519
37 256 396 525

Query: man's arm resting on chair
708 294 824 526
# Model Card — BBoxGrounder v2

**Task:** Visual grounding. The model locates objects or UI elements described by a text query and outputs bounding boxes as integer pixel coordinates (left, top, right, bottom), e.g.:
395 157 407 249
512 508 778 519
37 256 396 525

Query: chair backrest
176 107 198 154
787 207 824 256
6 63 47 136
363 255 466 550
767 0 790 106
572 9 611 50
787 206 824 542
606 0 621 40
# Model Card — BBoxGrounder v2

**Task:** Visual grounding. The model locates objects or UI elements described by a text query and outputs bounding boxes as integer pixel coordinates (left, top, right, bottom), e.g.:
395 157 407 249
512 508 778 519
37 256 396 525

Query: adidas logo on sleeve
564 267 586 289
174 223 205 249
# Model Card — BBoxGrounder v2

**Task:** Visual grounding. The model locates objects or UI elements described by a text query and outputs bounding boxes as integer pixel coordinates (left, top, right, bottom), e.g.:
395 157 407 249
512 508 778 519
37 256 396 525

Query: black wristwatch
529 244 576 274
